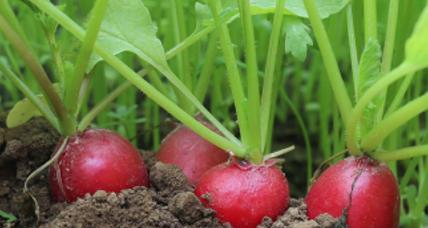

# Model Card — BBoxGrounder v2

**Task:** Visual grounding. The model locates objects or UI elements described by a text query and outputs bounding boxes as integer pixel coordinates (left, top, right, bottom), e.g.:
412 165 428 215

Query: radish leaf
87 0 169 72
357 38 382 137
284 16 313 61
0 210 16 223
405 6 428 70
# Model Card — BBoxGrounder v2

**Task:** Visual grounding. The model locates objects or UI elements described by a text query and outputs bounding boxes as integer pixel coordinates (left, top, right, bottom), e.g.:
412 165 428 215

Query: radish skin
49 129 149 202
195 159 289 228
306 156 400 228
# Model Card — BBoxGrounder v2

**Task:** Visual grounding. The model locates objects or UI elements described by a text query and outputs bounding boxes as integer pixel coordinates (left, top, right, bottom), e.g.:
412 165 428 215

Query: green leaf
284 16 313 61
195 0 350 33
6 84 61 128
87 0 169 72
357 38 382 136
250 0 350 18
0 210 17 223
405 6 428 69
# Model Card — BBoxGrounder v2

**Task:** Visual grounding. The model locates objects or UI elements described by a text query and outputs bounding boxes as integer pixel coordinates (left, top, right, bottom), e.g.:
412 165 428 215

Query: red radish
305 156 399 228
195 159 289 228
156 123 229 185
49 129 149 202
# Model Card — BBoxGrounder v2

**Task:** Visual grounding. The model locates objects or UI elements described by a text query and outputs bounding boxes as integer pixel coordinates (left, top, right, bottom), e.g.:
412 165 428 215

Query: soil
0 116 338 228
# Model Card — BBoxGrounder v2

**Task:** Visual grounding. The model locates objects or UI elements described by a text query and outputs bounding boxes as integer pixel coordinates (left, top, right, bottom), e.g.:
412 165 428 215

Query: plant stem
0 13 72 135
381 0 399 73
31 0 245 155
168 0 192 112
78 81 132 131
373 144 428 161
346 4 359 95
346 63 418 154
238 0 261 156
64 0 108 121
0 61 59 130
363 0 377 42
0 0 28 44
259 0 285 158
208 0 250 153
361 93 428 151
303 0 353 125
195 33 218 102
385 74 414 116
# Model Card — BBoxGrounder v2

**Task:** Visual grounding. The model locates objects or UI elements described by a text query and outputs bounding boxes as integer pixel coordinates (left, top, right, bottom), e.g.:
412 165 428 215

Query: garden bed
0 117 337 228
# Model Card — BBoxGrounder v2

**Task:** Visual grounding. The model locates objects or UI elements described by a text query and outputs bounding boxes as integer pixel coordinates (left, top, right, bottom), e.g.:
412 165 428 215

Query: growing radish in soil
305 156 399 228
302 0 428 226
0 1 152 204
156 123 229 185
195 159 289 228
50 129 149 202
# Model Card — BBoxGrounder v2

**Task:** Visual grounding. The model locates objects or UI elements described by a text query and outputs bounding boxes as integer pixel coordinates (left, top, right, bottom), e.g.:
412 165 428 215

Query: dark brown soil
0 116 337 228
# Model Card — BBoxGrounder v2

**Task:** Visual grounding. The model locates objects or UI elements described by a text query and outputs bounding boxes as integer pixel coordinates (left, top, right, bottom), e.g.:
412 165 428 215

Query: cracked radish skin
305 156 400 228
49 129 149 202
195 159 289 228
156 124 229 185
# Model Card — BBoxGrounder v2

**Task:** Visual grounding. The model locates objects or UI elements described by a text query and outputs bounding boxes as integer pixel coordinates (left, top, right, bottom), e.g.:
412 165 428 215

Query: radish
49 129 149 202
195 159 289 228
305 156 400 228
156 123 229 185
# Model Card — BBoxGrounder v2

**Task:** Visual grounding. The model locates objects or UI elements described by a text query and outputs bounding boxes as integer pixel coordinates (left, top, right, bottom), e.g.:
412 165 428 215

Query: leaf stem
346 62 418 155
346 4 359 95
373 144 428 161
195 33 218 102
303 0 353 125
64 0 108 120
363 0 377 42
78 81 132 131
0 61 59 130
238 0 261 157
0 13 72 135
361 93 428 151
30 0 245 155
208 0 250 154
381 0 399 73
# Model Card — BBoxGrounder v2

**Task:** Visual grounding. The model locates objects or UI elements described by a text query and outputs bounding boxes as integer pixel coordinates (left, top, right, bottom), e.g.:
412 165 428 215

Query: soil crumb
40 161 225 228
258 199 337 228
0 117 59 228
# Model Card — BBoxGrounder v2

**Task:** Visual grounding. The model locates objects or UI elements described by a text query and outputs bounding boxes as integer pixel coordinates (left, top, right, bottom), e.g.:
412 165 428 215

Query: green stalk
31 0 244 155
374 144 428 161
166 26 214 60
238 0 261 155
208 0 250 154
64 0 108 120
363 0 377 42
361 93 428 151
346 63 418 154
0 13 72 135
346 5 359 94
0 0 28 44
385 74 414 116
78 81 132 131
0 61 59 130
303 0 353 125
260 0 285 157
195 33 218 102
168 0 192 112
381 0 399 73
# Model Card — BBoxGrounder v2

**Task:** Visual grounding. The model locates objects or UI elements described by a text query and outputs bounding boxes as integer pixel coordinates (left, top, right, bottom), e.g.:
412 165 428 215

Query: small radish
305 156 400 228
156 123 229 185
49 129 149 202
195 159 289 228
